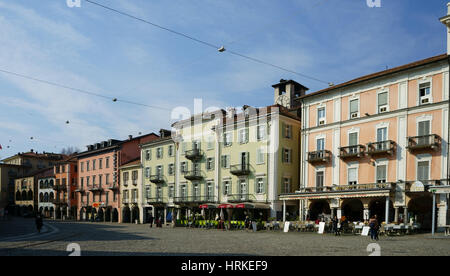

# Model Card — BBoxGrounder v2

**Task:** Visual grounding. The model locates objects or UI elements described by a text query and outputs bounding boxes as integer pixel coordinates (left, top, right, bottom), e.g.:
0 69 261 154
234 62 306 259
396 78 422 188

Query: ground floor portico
280 181 450 232
78 206 119 223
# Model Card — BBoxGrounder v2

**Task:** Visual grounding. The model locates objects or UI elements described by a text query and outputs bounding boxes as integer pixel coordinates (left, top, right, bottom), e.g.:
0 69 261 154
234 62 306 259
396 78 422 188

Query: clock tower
272 79 309 109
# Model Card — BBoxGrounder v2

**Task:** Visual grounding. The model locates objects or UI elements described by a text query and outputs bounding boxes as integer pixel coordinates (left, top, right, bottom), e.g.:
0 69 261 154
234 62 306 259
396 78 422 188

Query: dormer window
419 82 431 105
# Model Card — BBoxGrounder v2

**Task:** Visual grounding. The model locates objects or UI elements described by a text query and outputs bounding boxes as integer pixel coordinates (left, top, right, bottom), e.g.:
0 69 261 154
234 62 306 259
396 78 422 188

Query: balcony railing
107 184 119 191
307 150 332 163
53 184 67 191
174 195 214 203
123 198 130 204
185 149 204 161
183 170 204 181
297 183 395 194
226 194 255 203
230 164 251 176
150 175 165 184
407 135 441 152
339 145 366 159
89 185 103 192
146 197 166 204
75 186 85 193
367 140 396 156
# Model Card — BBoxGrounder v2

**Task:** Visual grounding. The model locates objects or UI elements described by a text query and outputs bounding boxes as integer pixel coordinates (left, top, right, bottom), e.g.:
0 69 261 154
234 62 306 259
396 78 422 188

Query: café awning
199 204 219 209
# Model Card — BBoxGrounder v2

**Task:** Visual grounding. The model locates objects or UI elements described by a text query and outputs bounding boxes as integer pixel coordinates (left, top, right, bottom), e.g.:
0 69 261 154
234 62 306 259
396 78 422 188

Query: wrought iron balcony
174 196 204 203
339 145 366 159
367 140 396 156
230 164 251 176
150 175 165 184
299 182 395 193
75 186 85 193
183 170 204 181
307 150 332 163
89 185 103 192
53 184 67 191
185 149 204 161
226 194 254 203
107 184 119 191
407 135 441 152
146 197 166 204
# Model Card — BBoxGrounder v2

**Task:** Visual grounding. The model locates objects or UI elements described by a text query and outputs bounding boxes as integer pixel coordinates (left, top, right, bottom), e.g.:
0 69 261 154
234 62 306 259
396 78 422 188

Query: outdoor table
354 225 363 234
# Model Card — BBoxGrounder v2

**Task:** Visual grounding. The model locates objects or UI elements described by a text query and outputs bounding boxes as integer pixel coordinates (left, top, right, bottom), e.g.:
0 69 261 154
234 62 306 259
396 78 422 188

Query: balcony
75 187 85 193
146 197 166 204
298 182 395 193
53 184 67 191
367 140 396 156
307 150 332 164
407 135 441 152
107 184 119 191
174 196 203 203
89 185 103 192
185 149 204 161
150 175 165 184
230 164 251 176
226 194 254 203
183 170 204 181
339 145 366 159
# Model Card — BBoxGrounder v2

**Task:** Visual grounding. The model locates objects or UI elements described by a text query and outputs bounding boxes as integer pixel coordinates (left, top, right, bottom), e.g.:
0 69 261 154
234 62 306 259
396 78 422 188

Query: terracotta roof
120 158 141 168
299 53 448 100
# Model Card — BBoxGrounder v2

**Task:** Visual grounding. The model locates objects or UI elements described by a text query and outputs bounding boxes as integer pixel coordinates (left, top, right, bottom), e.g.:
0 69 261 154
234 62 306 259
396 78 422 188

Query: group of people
330 215 380 240
147 214 163 228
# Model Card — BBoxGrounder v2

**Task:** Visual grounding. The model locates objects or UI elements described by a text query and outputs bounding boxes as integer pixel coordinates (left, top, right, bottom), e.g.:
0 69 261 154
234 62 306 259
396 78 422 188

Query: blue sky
0 0 448 158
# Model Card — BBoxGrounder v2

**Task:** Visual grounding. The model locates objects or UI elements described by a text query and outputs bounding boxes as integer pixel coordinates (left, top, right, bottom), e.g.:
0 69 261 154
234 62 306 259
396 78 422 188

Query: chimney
440 3 450 55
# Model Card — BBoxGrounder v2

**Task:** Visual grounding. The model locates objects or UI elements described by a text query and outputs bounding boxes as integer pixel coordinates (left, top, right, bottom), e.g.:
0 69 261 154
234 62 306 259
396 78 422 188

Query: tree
60 146 80 155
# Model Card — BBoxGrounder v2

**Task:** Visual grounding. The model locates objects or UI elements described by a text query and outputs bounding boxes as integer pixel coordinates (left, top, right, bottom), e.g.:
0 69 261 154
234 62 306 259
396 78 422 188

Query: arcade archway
342 199 364 222
308 200 331 221
408 196 433 230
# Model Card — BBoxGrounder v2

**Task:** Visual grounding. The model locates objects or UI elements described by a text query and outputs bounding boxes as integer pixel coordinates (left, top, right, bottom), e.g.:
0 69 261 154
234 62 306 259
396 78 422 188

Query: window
181 162 188 173
80 177 84 187
145 167 151 178
348 167 358 185
86 161 90 171
317 107 326 126
282 148 292 163
418 121 431 145
123 172 129 186
239 179 247 196
105 174 110 185
193 184 200 199
350 99 359 119
348 132 358 154
256 147 265 164
207 182 214 199
181 185 187 198
99 175 103 186
378 92 388 113
156 187 162 199
376 164 387 184
93 160 96 170
156 148 163 159
168 164 174 175
206 158 214 171
223 180 231 196
145 150 151 161
376 127 388 150
317 138 325 151
221 155 230 169
106 158 110 168
92 176 96 186
284 124 293 139
132 171 138 185
283 178 291 194
417 161 430 182
238 128 249 144
256 178 265 194
169 185 174 198
224 133 233 147
146 186 151 199
86 176 90 186
419 82 431 105
81 162 84 172
168 145 174 157
99 159 103 169
257 125 266 141
156 166 163 177
316 171 324 189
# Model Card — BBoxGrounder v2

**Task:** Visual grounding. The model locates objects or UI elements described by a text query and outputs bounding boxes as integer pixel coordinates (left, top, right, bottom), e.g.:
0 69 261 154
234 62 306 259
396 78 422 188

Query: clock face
276 95 290 108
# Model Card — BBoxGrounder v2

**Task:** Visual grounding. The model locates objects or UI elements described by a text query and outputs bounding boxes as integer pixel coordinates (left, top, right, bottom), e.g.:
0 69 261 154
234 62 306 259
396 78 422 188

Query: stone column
164 208 167 225
394 207 399 223
403 207 408 224
283 200 286 222
385 197 390 224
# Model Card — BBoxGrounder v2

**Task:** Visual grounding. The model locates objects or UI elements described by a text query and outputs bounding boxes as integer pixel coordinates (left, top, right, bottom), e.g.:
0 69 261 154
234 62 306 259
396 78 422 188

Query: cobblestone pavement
0 217 38 239
0 220 449 256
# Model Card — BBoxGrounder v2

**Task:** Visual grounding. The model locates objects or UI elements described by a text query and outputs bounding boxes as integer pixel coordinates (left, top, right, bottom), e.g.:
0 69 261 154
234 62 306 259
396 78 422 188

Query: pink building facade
76 134 158 223
281 49 450 230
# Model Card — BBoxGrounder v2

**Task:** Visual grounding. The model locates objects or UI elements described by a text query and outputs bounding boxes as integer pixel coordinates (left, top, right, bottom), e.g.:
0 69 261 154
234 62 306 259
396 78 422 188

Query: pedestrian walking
332 216 340 236
148 214 154 228
369 215 379 241
35 214 43 233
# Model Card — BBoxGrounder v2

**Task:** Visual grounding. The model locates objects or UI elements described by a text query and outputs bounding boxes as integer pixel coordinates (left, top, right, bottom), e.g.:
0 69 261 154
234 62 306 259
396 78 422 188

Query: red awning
199 204 219 209
218 204 234 209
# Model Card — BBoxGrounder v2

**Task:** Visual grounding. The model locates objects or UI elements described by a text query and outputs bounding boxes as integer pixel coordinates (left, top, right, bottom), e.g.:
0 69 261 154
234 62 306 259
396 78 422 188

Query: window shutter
349 133 358 146
418 121 430 136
